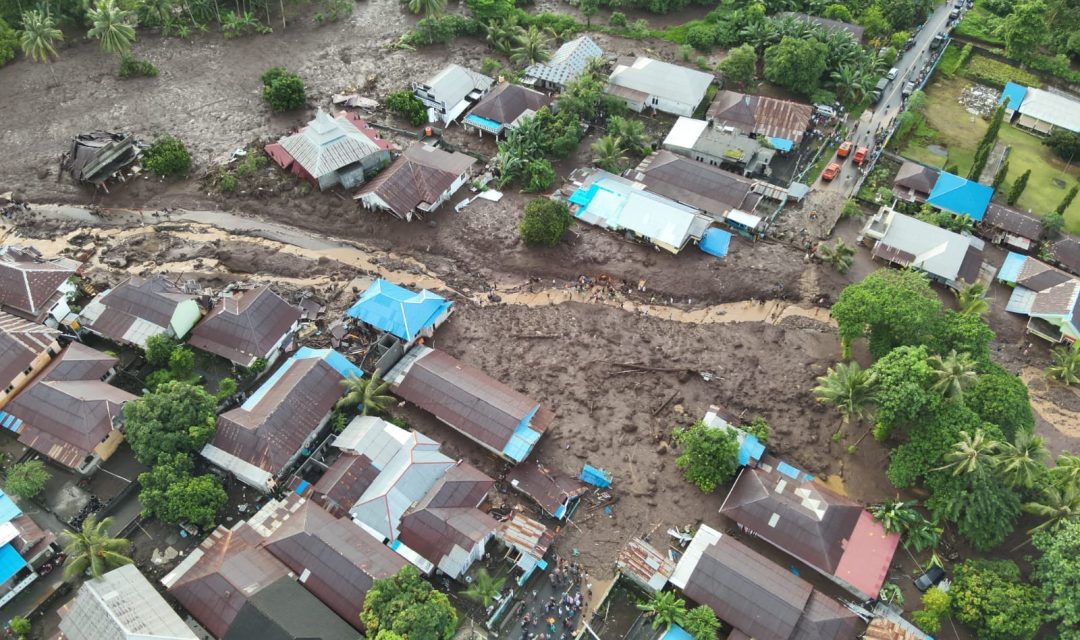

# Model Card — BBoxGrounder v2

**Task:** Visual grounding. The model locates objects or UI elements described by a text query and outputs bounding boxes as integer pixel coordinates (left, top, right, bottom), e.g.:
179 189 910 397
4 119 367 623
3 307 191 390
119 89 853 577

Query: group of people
518 558 590 640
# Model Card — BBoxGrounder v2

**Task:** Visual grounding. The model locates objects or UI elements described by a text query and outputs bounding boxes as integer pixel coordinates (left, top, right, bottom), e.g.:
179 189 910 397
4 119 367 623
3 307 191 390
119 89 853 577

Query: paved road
815 0 959 196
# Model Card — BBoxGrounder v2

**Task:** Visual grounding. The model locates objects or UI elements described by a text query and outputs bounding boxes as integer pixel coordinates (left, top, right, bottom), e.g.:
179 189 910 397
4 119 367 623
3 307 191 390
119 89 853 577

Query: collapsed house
386 345 553 463
505 461 589 520
78 275 203 348
61 131 141 189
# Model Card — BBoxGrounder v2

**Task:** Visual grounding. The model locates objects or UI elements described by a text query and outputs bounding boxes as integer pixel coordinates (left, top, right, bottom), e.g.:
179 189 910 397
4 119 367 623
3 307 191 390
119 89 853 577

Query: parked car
949 8 961 19
814 104 837 118
931 33 947 49
902 81 916 97
915 566 946 592
887 67 900 80
837 141 853 157
822 163 841 181
853 146 869 165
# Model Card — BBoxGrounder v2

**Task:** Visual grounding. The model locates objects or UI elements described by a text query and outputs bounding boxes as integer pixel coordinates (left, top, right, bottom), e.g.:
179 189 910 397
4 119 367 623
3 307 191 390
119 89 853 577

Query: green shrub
521 159 556 193
217 172 238 193
685 23 715 51
401 15 481 46
9 616 30 639
118 54 159 78
143 135 191 177
386 90 427 127
260 67 306 112
480 57 502 77
0 18 17 67
609 10 626 27
519 198 572 247
960 54 1040 88
314 0 352 23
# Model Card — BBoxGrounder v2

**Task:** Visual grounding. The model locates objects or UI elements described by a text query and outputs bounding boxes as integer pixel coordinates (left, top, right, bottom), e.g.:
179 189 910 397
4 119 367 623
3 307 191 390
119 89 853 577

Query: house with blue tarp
347 280 453 346
926 171 994 221
0 489 58 608
699 228 733 258
386 346 553 464
201 348 364 491
701 405 765 466
997 252 1080 344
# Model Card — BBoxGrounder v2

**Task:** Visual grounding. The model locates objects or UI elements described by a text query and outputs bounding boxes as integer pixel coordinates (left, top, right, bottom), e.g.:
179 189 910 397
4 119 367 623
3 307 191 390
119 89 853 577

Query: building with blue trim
347 280 453 345
0 489 58 609
997 252 1080 344
201 348 363 491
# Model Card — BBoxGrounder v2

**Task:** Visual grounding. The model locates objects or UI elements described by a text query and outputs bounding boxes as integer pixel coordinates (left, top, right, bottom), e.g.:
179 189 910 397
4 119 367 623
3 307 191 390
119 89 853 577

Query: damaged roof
720 465 898 599
188 285 301 367
468 82 554 126
616 537 676 593
706 91 813 145
78 275 199 347
5 342 134 470
497 512 554 561
355 143 475 219
248 495 407 632
0 311 60 391
631 150 762 221
62 131 141 186
0 246 78 320
505 461 588 517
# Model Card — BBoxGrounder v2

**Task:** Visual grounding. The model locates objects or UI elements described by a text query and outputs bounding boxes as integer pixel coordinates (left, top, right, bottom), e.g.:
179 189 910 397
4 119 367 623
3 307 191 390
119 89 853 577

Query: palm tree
60 516 132 581
869 500 920 534
337 369 395 415
462 568 506 607
484 20 523 55
1023 481 1080 533
19 9 64 63
637 591 687 630
927 350 977 401
404 0 446 18
591 134 627 173
738 20 775 52
510 26 550 66
829 64 859 103
993 432 1048 488
608 117 647 156
954 281 989 316
136 0 175 29
815 239 855 274
812 361 877 426
936 429 999 476
904 519 942 553
1049 454 1080 486
87 0 136 55
1046 343 1080 385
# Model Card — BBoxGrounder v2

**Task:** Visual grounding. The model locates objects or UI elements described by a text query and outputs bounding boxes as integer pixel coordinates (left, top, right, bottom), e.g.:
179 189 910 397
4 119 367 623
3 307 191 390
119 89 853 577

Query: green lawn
901 78 1080 232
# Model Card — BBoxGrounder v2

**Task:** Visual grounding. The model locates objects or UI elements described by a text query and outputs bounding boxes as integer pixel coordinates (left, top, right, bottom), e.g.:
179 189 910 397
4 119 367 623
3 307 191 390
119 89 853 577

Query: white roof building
862 207 984 288
1017 87 1080 133
606 57 714 118
58 564 198 640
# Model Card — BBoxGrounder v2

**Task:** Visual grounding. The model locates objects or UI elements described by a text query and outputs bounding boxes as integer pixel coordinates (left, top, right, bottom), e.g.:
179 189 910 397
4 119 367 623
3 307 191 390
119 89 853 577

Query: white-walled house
606 57 714 118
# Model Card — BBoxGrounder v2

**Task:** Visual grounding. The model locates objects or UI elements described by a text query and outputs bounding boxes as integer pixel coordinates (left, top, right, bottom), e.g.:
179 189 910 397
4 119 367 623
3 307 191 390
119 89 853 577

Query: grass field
901 78 1080 232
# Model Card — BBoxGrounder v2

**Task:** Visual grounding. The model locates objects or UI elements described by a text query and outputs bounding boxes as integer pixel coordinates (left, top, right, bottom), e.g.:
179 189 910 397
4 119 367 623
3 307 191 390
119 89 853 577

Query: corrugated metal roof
790 591 864 640
189 286 301 367
633 150 762 221
0 543 27 585
312 452 380 517
0 246 77 317
420 65 494 111
524 36 603 86
982 203 1043 240
0 311 59 392
892 161 940 197
79 275 198 346
396 506 497 578
927 172 993 221
222 575 357 640
1017 87 1080 132
505 461 588 517
707 91 813 145
607 57 713 109
355 144 476 219
346 279 452 342
279 111 388 180
59 564 198 640
498 512 554 561
1052 237 1080 275
615 537 675 593
393 347 552 460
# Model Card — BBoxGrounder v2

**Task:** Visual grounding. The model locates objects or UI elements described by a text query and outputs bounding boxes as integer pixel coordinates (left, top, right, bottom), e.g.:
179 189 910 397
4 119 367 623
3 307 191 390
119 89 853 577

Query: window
3 385 12 394
23 367 32 375
46 348 56 357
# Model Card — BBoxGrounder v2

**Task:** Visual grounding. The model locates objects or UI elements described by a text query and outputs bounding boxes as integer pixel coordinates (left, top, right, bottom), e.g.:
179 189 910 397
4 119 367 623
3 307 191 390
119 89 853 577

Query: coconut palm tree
608 116 647 156
815 239 855 274
87 0 136 55
1049 454 1080 486
927 350 977 401
1046 343 1080 385
812 361 877 426
1024 481 1080 533
136 0 175 29
404 0 446 18
637 591 687 630
591 134 626 173
510 26 551 66
829 64 859 103
483 19 523 55
60 516 132 581
683 606 719 640
954 281 990 316
462 568 505 608
936 429 999 476
337 369 394 415
18 9 64 63
993 432 1048 489
869 500 920 535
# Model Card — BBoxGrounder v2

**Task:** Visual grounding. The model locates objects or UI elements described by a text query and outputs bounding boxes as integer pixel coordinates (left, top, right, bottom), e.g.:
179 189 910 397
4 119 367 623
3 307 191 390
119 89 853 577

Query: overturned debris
61 131 141 188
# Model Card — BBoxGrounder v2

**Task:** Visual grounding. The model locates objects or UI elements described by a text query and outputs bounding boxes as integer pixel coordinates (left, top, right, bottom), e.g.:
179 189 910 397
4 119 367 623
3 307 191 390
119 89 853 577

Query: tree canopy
137 454 226 529
122 381 217 465
717 43 756 87
4 460 51 498
762 36 828 96
671 420 740 493
831 269 942 359
950 560 1043 640
965 363 1034 442
519 198 573 247
361 566 458 640
870 345 940 439
925 464 1020 551
1033 520 1080 639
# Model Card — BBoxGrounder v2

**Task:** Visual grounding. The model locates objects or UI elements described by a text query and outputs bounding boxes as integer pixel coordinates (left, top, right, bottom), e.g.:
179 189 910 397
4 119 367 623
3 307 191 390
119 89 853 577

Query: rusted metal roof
393 348 553 461
355 143 475 219
497 512 554 561
871 243 916 267
80 275 198 345
1051 237 1080 275
706 91 813 145
397 506 498 577
0 246 77 319
6 342 133 470
632 150 762 221
505 461 588 517
468 82 554 126
864 618 921 640
311 452 380 517
892 161 940 199
791 591 863 640
422 461 494 509
615 538 675 593
1017 257 1073 292
251 495 407 632
189 285 301 367
210 357 344 479
957 245 985 286
163 523 290 639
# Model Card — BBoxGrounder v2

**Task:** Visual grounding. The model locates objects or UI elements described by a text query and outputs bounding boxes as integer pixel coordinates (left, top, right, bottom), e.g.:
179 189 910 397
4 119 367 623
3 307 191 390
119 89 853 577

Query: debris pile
959 84 998 117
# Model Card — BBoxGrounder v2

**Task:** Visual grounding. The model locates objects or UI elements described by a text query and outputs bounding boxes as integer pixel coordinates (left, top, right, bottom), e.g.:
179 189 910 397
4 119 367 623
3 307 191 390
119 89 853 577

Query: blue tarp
927 171 993 221
347 279 453 342
580 464 612 488
998 251 1028 284
0 543 27 585
738 434 765 466
0 490 21 524
768 137 794 152
776 461 814 481
661 625 694 640
699 228 732 258
999 82 1026 111
502 407 543 463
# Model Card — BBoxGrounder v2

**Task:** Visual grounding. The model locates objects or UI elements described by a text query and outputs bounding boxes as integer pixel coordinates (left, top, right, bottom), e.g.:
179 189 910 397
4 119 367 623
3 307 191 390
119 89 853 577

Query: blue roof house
0 489 56 608
927 171 994 221
347 280 453 345
999 82 1027 116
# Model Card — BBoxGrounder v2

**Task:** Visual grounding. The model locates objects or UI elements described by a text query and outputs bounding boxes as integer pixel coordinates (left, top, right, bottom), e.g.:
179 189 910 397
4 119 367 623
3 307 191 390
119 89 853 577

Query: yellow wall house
0 312 62 411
